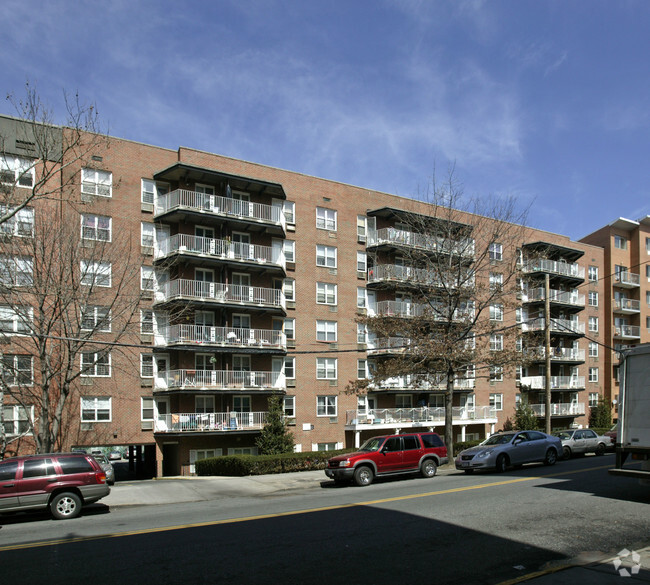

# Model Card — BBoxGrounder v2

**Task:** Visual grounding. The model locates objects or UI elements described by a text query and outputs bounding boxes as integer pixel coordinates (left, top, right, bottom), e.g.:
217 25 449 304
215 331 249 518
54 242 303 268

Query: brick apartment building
0 114 628 477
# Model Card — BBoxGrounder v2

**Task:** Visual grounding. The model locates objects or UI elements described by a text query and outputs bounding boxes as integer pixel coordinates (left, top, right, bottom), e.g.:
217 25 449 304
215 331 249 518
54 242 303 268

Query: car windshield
358 437 386 452
553 431 573 440
482 433 515 445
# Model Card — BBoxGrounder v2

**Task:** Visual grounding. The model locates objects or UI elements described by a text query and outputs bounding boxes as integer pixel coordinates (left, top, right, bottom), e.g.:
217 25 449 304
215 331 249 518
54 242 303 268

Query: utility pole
544 273 552 434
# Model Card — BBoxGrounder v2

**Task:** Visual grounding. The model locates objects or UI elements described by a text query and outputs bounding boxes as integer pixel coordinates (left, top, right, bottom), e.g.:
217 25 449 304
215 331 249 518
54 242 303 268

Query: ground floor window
228 447 257 456
314 442 341 451
189 449 222 474
2 404 32 436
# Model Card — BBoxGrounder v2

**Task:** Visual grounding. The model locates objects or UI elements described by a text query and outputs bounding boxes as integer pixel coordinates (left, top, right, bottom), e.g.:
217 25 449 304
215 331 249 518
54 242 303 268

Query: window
81 168 112 197
0 255 33 286
0 206 34 237
141 397 154 421
140 354 154 378
81 306 111 332
80 260 111 287
357 216 367 241
614 235 627 250
1 355 33 386
588 393 599 408
81 396 111 422
489 242 503 261
284 318 295 341
647 237 650 254
283 201 295 225
490 366 503 382
1 155 34 188
140 309 154 334
283 278 295 302
317 282 337 305
589 367 599 383
0 305 31 334
284 240 295 263
646 291 650 306
489 393 503 410
2 405 31 436
357 359 367 379
141 222 155 247
357 287 366 309
316 358 337 380
317 395 337 416
489 304 503 321
141 266 154 291
588 291 598 306
490 334 503 351
357 251 367 273
489 272 503 291
316 207 337 231
316 245 337 268
283 396 296 418
284 357 295 379
588 266 598 282
81 352 111 377
316 320 337 342
396 394 412 408
588 316 599 332
81 214 111 242
589 341 599 358
647 316 650 331
141 179 168 204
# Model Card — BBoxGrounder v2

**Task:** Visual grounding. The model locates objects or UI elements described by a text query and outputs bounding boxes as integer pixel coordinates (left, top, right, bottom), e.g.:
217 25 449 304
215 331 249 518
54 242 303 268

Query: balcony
614 271 640 288
613 298 640 314
367 227 475 258
345 406 496 429
155 411 267 433
371 300 474 322
367 374 475 391
522 259 584 281
520 375 586 390
367 337 410 355
154 279 285 312
156 325 286 351
521 288 585 308
155 234 285 272
528 403 586 417
614 325 641 340
521 318 585 336
524 347 585 363
368 264 473 289
155 369 285 392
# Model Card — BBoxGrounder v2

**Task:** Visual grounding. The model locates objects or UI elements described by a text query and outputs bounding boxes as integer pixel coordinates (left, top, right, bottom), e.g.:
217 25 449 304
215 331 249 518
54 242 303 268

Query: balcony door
232 232 252 260
232 272 252 302
195 311 215 342
195 226 215 254
231 190 251 217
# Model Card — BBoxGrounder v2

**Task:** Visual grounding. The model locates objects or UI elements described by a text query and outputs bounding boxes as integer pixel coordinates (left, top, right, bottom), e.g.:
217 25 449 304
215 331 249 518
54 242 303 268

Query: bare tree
350 169 530 458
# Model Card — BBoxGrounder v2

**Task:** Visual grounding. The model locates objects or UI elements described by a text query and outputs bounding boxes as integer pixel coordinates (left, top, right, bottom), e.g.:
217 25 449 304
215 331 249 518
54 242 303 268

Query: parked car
108 450 122 461
0 453 111 520
604 423 618 448
325 432 448 487
552 429 609 459
455 431 562 473
92 454 116 485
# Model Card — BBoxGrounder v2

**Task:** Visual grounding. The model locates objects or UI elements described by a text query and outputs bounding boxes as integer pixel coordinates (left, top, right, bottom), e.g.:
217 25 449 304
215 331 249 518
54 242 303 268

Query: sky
1 0 649 241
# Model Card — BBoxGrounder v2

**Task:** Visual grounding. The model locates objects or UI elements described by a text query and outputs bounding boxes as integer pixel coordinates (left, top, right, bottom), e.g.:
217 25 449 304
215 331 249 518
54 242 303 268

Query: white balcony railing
614 272 640 287
522 288 585 307
367 374 476 391
155 279 285 310
367 227 475 258
522 259 584 280
155 189 285 229
528 403 586 417
157 325 286 349
155 411 267 432
155 234 285 270
155 369 285 391
520 375 586 390
345 405 496 426
521 318 585 335
525 347 585 362
368 264 474 288
614 298 641 312
614 325 641 339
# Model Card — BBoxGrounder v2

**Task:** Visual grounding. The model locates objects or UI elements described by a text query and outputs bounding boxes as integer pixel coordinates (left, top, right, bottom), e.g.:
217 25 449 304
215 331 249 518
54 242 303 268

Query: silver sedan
552 429 609 459
92 454 116 485
455 430 563 473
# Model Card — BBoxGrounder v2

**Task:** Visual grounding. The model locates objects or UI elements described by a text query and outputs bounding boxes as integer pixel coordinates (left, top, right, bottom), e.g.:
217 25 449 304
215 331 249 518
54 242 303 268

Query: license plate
461 461 470 467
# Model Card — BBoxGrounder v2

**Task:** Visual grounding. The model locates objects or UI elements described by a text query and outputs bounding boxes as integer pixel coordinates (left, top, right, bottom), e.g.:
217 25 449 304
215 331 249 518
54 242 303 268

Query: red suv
0 453 111 520
325 432 448 486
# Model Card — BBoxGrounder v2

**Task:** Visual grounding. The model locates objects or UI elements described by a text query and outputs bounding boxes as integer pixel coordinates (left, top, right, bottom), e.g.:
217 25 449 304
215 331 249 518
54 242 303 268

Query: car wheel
563 446 571 459
421 459 438 478
544 448 557 466
595 443 606 456
50 492 82 520
495 454 508 473
353 466 374 487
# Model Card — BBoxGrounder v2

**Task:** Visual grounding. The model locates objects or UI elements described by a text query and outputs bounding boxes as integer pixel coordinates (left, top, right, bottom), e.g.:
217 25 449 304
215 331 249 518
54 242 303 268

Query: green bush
453 440 482 456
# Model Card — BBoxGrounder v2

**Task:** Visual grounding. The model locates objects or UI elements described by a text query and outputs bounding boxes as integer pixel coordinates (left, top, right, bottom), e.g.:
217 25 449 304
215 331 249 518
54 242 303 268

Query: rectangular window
0 206 34 237
357 359 367 379
316 207 337 231
489 272 503 290
489 304 503 321
280 240 294 265
140 354 154 378
588 316 599 332
316 245 337 268
284 318 295 340
357 287 366 309
317 395 337 416
316 282 337 305
357 216 367 241
283 396 296 417
81 396 111 422
647 237 650 254
141 397 154 421
284 356 295 379
81 306 111 332
614 235 627 250
81 352 111 377
589 341 599 358
141 179 168 204
588 266 598 282
316 358 337 380
646 291 650 306
588 291 598 306
489 393 503 410
141 266 154 291
0 255 33 286
80 260 111 287
489 242 503 261
0 155 34 188
588 393 599 408
316 320 337 342
284 278 295 302
490 366 503 382
357 251 367 272
357 323 367 344
81 168 112 197
490 334 503 351
141 309 154 334
589 367 599 383
2 405 32 436
141 222 155 247
0 305 31 334
81 214 111 242
283 201 295 225
1 355 33 386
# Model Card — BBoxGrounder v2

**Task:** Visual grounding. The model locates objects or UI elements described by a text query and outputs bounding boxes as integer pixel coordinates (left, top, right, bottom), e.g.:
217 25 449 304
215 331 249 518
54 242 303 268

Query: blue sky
1 0 649 241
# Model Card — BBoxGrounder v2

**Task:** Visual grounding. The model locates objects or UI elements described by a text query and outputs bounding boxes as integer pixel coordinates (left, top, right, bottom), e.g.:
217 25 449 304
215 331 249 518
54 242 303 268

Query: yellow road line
0 464 610 553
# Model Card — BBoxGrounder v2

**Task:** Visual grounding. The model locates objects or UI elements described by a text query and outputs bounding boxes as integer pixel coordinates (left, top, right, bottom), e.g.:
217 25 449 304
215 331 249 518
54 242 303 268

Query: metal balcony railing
155 411 267 432
614 325 641 338
522 259 584 280
614 298 640 312
521 318 585 335
520 375 586 390
522 287 585 307
614 272 640 287
157 325 286 349
528 403 586 417
155 369 285 391
345 405 496 426
371 300 474 321
524 347 585 362
368 264 474 288
367 227 475 258
367 374 476 391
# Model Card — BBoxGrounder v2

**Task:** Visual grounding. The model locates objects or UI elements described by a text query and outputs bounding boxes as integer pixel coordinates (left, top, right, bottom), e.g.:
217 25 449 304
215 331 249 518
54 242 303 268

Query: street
0 453 648 585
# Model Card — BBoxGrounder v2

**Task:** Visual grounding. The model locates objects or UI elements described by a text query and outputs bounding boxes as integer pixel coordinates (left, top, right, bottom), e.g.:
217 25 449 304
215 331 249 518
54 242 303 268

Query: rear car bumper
79 483 111 504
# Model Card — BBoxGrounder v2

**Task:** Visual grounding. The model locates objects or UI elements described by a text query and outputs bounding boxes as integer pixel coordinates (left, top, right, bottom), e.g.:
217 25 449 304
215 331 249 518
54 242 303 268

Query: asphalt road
0 453 648 585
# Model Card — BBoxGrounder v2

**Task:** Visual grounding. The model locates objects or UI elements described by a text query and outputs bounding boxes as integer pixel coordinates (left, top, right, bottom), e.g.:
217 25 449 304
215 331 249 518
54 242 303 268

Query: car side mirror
513 437 522 445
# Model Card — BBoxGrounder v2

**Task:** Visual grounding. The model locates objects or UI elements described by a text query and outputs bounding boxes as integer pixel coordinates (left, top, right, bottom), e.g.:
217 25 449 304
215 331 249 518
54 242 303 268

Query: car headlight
475 451 491 459
338 460 352 467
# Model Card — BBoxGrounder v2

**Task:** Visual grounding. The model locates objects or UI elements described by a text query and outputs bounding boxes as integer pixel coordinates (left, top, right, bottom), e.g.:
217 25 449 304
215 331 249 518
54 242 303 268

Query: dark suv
0 453 111 520
325 432 448 486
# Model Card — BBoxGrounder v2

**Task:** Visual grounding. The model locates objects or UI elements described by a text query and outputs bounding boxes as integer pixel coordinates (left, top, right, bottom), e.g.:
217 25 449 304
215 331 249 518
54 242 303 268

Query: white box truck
609 344 650 481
